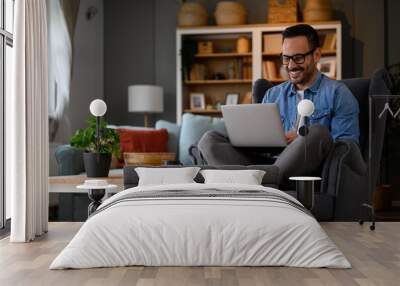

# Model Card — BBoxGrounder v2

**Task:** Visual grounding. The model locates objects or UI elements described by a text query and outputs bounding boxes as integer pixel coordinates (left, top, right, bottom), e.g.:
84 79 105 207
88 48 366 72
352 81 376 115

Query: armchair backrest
252 78 274 104
339 78 370 155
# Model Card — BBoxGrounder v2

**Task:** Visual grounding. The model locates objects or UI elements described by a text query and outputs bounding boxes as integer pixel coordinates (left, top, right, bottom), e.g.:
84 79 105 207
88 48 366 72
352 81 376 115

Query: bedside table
289 176 321 210
77 180 118 216
49 172 124 221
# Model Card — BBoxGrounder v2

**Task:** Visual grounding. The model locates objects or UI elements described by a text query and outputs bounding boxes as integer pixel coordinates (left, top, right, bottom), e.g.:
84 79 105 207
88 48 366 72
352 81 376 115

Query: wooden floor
0 222 399 286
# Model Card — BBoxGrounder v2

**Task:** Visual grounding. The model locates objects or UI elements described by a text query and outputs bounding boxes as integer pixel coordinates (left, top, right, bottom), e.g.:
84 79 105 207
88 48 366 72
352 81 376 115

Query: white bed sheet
50 183 350 269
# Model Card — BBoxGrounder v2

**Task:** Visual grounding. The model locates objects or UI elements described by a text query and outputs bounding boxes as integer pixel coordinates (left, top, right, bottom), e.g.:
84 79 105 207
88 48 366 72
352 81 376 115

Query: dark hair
282 24 320 49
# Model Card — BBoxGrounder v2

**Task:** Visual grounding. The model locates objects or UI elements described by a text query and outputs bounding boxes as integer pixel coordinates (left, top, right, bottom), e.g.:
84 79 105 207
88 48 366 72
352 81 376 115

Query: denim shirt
261 72 360 143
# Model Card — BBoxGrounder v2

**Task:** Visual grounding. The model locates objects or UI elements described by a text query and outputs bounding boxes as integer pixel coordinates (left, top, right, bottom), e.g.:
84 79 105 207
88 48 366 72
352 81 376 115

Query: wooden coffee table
49 172 123 193
123 152 176 166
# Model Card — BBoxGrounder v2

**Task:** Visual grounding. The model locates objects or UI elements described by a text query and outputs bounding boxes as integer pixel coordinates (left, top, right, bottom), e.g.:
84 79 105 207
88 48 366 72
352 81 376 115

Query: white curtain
48 0 72 121
8 0 49 242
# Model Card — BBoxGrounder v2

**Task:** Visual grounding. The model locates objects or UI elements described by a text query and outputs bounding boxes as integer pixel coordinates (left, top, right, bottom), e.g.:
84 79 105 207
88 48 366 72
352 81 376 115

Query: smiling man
262 24 359 144
198 24 359 180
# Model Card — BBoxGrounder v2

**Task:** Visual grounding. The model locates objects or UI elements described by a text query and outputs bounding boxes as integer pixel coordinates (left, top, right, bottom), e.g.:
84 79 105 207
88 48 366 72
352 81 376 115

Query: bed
50 167 350 269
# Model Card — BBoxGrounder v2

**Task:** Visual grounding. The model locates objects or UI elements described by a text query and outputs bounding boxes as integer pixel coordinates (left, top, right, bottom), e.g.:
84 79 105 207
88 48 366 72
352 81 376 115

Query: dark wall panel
104 0 155 125
154 0 180 123
353 0 385 77
388 0 400 66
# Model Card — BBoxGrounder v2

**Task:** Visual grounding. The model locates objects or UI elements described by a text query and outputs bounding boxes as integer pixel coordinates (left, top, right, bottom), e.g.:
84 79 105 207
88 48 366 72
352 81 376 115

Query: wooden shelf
184 79 252 85
177 21 342 123
195 52 252 58
321 49 336 56
177 21 342 31
262 49 336 57
184 109 222 114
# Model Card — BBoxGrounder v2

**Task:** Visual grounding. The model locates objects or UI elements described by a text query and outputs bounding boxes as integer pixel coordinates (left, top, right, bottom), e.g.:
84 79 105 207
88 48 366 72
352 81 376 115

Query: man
198 24 359 180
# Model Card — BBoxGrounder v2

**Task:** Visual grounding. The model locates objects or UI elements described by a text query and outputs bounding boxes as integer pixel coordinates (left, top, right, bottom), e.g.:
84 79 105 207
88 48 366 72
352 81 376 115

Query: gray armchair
252 69 393 220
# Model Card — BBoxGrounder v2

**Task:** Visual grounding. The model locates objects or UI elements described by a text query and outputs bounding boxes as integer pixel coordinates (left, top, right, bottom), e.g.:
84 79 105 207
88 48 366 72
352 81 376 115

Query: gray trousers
198 125 333 182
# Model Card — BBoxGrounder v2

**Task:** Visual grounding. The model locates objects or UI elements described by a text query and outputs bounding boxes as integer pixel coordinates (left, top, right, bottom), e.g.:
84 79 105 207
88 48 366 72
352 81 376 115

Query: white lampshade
297 99 315 117
128 85 164 113
89 99 107 117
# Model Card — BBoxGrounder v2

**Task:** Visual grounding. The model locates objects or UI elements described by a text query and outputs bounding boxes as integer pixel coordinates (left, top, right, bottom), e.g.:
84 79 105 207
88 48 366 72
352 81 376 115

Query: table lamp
128 85 164 127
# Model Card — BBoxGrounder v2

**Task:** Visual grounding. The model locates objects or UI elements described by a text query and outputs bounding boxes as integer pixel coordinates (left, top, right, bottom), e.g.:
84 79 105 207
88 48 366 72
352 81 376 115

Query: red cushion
116 128 168 167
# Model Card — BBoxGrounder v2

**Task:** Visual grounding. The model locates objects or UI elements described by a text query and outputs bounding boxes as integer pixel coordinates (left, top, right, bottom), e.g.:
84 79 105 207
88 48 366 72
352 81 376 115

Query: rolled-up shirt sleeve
331 84 360 143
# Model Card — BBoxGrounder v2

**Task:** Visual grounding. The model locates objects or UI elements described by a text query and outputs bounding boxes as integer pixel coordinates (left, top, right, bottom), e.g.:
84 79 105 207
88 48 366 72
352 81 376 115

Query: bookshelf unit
176 21 342 123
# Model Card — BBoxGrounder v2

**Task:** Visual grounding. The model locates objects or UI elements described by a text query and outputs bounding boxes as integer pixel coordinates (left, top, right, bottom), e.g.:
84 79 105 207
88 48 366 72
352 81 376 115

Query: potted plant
70 117 120 177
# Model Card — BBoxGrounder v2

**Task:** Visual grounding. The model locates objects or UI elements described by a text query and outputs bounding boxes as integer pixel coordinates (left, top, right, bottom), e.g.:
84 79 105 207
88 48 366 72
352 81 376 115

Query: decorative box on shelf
124 152 176 166
197 41 213 54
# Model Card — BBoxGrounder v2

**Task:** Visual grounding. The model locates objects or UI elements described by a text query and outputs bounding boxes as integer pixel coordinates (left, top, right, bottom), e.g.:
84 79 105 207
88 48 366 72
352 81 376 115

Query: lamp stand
96 116 100 153
143 112 150 128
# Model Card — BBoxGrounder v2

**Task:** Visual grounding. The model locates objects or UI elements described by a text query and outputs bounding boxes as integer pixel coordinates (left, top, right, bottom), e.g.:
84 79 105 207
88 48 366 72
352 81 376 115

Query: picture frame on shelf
225 93 240 105
190 93 206 109
317 57 336 78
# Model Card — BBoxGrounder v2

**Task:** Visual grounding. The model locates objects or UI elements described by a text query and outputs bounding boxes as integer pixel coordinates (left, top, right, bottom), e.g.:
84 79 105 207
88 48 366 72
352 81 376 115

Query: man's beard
287 65 315 86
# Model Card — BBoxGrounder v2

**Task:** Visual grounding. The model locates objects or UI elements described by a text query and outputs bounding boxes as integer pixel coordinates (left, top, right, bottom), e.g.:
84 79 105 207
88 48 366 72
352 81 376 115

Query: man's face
282 36 320 87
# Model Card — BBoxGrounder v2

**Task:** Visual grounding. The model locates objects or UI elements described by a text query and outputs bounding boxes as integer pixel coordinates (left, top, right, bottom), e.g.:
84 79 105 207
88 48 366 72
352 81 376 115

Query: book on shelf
262 60 278 80
241 57 252 80
189 64 206 81
233 57 251 80
322 33 336 51
236 59 243 79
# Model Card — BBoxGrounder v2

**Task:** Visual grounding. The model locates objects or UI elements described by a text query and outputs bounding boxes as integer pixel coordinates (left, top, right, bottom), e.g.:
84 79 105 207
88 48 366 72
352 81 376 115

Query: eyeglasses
281 49 315 65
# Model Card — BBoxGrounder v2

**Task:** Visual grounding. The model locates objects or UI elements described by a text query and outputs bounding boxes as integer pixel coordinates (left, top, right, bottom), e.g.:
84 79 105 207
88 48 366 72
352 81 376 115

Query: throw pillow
155 120 181 156
135 167 200 186
116 128 168 167
179 113 227 165
200 169 266 185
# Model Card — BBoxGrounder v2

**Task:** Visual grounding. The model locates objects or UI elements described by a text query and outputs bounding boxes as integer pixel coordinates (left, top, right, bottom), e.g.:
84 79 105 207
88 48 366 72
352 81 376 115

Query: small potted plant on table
70 100 120 177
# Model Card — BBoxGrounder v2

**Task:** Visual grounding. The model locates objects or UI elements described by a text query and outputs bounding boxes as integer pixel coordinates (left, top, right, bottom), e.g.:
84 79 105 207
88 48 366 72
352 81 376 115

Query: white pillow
200 169 266 185
135 167 201 186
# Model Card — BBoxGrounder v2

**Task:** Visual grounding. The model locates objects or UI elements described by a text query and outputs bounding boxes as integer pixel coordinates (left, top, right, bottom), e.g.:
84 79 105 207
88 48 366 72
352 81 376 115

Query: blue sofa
54 113 227 175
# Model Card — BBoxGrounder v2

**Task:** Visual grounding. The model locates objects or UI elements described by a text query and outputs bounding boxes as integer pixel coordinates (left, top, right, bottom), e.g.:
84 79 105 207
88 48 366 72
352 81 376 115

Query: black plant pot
83 152 112 177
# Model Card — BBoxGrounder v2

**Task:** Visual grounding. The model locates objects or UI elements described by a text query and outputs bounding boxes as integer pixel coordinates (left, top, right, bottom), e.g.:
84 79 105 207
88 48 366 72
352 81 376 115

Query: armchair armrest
337 140 367 175
321 140 367 196
321 140 368 219
54 145 85 175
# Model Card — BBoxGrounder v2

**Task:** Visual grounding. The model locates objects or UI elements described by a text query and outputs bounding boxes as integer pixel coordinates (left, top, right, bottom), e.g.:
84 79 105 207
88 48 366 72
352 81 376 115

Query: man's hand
285 130 298 143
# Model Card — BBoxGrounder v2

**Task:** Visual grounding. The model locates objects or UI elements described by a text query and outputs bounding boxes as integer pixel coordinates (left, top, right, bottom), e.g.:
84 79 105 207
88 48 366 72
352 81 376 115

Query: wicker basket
267 0 297 24
177 2 208 27
214 1 247 26
303 0 333 22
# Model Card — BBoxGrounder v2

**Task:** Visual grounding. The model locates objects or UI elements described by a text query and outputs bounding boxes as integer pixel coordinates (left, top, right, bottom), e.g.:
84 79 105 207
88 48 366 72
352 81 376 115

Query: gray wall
104 0 180 126
388 0 400 66
103 0 398 126
69 0 104 134
53 0 104 143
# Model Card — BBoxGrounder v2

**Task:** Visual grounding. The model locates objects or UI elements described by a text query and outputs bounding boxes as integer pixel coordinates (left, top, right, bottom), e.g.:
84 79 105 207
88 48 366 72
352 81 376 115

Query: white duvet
50 183 351 269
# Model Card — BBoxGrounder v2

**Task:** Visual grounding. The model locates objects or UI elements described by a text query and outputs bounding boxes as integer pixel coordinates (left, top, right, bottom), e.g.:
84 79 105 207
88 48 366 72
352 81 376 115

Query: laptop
221 103 287 147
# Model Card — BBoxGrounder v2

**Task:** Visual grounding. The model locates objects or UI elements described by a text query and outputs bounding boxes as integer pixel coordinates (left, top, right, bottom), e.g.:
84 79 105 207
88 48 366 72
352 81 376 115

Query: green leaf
70 116 120 155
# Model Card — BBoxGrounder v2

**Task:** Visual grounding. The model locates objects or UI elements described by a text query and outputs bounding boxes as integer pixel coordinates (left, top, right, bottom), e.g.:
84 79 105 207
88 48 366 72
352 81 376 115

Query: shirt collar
289 71 323 96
